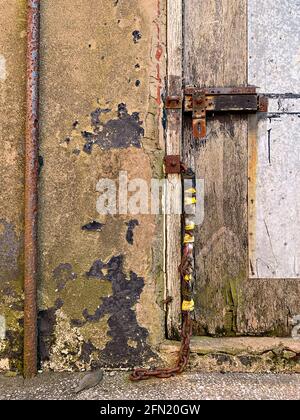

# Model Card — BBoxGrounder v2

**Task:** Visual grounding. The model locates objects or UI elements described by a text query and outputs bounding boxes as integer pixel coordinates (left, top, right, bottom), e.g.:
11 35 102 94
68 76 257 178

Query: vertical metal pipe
24 0 40 378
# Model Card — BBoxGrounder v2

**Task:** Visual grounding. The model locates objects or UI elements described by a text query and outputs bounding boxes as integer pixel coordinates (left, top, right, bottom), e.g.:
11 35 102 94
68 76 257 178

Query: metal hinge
165 86 268 139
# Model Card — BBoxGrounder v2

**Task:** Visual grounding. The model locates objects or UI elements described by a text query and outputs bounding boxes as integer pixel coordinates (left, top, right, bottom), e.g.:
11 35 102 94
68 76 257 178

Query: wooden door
167 0 300 338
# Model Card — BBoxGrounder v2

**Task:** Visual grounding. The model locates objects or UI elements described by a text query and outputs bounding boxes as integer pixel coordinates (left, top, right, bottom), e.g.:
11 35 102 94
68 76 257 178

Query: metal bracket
192 89 207 139
166 86 268 139
165 95 182 109
164 155 181 174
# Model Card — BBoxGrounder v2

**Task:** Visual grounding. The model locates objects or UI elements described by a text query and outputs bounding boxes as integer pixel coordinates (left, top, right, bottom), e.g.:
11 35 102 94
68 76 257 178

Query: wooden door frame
165 0 182 338
165 0 300 339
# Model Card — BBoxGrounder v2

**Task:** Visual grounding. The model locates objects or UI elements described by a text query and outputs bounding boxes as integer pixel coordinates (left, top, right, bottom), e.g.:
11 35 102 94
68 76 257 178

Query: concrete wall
0 0 166 373
0 0 27 372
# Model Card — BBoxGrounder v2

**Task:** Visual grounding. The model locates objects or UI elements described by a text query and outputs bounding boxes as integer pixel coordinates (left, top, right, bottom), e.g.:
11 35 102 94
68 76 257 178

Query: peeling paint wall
0 0 26 372
38 0 166 371
1 0 299 374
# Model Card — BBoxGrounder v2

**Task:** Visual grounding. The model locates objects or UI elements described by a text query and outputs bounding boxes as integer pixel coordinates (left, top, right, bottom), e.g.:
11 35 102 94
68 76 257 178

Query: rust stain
155 45 163 61
24 0 40 379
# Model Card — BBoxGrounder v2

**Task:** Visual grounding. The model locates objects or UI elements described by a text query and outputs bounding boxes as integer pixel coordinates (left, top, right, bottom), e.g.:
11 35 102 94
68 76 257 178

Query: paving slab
0 371 299 400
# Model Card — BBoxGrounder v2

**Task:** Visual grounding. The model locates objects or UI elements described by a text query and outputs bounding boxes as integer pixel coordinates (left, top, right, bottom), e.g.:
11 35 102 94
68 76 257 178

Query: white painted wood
248 0 300 278
249 115 300 278
267 97 300 114
248 0 300 94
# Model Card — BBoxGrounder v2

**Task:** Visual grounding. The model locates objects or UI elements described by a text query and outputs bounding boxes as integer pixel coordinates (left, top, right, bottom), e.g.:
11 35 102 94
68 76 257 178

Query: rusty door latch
165 86 268 140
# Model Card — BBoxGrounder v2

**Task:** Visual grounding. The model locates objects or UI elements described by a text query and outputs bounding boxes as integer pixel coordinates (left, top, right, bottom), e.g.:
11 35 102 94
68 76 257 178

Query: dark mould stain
238 355 259 367
0 220 20 284
10 301 23 312
1 330 23 372
38 299 64 363
38 308 56 362
72 120 79 129
249 259 255 277
132 30 142 43
212 353 232 365
72 149 81 156
82 104 143 154
80 340 96 363
91 107 111 129
85 259 106 279
135 80 141 87
82 221 104 232
72 255 155 367
135 63 140 69
38 155 44 174
83 139 93 154
65 137 71 144
125 219 139 245
162 107 167 131
53 263 77 292
2 285 17 297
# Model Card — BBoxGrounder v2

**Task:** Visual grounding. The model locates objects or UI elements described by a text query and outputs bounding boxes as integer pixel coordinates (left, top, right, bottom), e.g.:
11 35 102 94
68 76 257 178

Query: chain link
129 163 195 382
129 312 192 381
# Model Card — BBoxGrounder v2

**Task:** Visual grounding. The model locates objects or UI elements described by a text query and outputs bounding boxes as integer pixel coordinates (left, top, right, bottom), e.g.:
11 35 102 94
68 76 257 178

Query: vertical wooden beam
166 0 182 338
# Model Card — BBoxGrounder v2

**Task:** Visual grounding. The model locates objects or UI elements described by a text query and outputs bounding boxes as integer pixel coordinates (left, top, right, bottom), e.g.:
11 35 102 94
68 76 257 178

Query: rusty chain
130 312 192 381
130 164 195 381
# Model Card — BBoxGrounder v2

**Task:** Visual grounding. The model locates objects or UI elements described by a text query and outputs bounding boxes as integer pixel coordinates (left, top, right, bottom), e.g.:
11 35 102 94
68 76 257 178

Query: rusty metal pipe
24 0 40 378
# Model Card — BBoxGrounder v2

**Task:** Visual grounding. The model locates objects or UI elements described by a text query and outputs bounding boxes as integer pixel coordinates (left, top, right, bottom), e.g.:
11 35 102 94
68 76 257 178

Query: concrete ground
0 371 299 400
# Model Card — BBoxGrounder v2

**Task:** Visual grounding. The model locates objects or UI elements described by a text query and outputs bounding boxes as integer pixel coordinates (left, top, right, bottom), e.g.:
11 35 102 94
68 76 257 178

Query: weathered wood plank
183 0 300 336
184 0 248 335
237 278 300 336
184 0 247 87
166 0 182 338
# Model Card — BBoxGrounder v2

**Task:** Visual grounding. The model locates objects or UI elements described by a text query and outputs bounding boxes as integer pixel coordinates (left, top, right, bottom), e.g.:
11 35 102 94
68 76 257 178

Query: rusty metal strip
24 0 40 378
192 91 207 138
185 94 259 112
185 86 257 95
182 86 268 140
